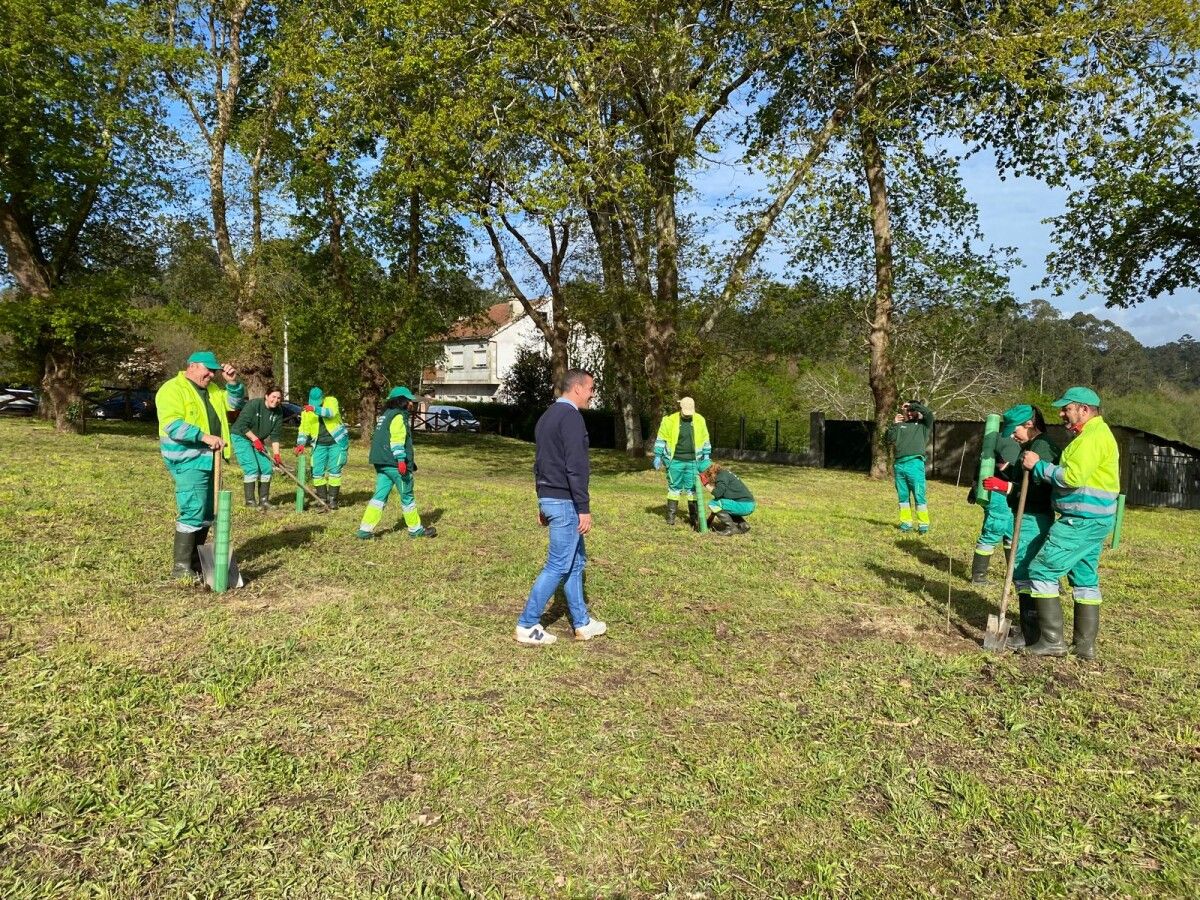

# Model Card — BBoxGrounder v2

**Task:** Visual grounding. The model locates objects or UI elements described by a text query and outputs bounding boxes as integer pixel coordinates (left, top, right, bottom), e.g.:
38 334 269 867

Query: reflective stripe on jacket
155 372 246 470
654 412 711 462
1033 415 1120 518
297 395 349 447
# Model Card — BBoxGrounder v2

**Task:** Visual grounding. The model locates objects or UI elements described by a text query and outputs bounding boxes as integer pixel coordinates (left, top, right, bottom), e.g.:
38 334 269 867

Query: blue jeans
518 498 591 629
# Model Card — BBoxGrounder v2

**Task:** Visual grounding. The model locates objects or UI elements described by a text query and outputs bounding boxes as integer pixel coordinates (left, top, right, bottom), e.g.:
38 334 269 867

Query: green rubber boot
243 481 257 507
258 479 271 510
1071 602 1100 661
1006 593 1039 651
327 485 339 510
665 499 678 525
190 526 209 575
970 551 991 584
172 531 197 579
1023 596 1068 657
687 500 700 531
315 484 329 512
710 510 735 535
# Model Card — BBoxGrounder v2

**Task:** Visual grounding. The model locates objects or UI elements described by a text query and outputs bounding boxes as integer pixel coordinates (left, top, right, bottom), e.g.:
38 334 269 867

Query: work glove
252 437 265 453
653 456 663 471
272 452 282 465
397 460 408 476
303 405 315 413
982 476 1010 495
294 445 305 456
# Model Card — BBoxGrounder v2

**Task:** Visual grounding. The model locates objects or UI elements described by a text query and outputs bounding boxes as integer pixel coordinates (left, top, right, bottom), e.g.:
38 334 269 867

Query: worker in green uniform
230 385 284 509
653 396 712 529
155 351 245 578
885 399 934 534
700 461 756 535
980 405 1061 650
1018 387 1120 659
968 416 1019 583
356 386 437 539
295 386 350 510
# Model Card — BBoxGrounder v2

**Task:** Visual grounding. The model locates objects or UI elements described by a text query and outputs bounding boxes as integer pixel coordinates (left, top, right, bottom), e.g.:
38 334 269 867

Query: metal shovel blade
196 544 245 590
982 613 1009 652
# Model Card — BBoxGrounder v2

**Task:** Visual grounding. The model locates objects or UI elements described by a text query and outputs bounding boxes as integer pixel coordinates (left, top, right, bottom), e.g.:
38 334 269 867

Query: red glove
982 476 1010 494
397 460 408 476
294 445 305 455
303 405 315 413
252 437 265 453
272 452 282 465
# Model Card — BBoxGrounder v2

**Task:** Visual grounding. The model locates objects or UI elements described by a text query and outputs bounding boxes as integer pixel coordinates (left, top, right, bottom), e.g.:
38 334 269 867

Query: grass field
2 417 1199 898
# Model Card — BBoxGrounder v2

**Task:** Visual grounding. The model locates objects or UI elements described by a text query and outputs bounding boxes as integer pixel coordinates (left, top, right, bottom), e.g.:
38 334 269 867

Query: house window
473 348 488 368
450 351 465 369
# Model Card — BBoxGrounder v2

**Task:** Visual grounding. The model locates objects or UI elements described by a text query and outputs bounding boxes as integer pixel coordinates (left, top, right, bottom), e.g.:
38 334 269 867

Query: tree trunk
614 369 643 455
358 356 387 444
860 121 898 480
41 348 87 434
237 302 275 396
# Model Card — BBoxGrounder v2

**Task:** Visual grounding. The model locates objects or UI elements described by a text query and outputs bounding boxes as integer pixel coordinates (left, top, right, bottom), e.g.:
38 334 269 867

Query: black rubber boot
243 481 257 507
259 479 271 509
665 499 678 525
970 551 992 584
731 515 750 534
1024 596 1068 657
1071 602 1100 660
315 484 329 512
1006 593 1039 651
711 510 735 535
172 531 196 579
687 500 700 531
327 486 339 510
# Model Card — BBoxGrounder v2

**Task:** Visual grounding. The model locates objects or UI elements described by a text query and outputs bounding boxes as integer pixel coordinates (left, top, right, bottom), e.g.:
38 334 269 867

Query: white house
422 298 555 403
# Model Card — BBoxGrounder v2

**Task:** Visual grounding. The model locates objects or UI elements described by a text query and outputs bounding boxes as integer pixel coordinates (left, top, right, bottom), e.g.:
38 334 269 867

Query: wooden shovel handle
997 469 1030 625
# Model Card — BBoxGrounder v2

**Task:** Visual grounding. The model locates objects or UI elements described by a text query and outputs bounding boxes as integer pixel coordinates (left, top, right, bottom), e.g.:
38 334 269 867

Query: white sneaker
515 624 557 646
573 619 608 641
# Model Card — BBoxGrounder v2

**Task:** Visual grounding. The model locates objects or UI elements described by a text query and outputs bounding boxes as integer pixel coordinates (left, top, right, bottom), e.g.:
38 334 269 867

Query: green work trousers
231 433 274 482
358 465 424 534
171 468 214 533
1027 515 1113 605
975 489 1014 554
666 459 699 501
312 440 350 488
893 456 929 530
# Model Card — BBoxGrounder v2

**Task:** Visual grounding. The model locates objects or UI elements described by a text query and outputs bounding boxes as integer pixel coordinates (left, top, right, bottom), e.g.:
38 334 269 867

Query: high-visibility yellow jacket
654 412 711 463
1033 415 1120 518
297 395 349 447
155 372 246 471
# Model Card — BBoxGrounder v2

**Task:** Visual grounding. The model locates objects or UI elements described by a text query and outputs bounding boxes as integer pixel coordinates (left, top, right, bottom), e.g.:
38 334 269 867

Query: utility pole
283 318 290 400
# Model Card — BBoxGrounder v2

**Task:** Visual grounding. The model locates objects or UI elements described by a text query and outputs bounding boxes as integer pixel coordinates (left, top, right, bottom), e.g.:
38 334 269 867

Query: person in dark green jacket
355 386 437 539
885 399 934 534
980 404 1060 650
699 461 756 535
230 385 284 509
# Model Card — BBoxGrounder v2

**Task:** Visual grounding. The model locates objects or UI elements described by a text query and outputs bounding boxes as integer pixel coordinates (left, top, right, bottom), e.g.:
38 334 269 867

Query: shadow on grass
866 560 993 642
237 524 325 579
387 507 445 533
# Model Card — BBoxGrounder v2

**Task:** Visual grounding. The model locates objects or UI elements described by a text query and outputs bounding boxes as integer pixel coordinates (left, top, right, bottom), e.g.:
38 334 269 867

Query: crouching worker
700 462 756 535
356 386 437 539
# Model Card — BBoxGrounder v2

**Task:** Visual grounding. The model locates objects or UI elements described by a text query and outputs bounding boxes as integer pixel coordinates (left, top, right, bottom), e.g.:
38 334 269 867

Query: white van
424 405 481 433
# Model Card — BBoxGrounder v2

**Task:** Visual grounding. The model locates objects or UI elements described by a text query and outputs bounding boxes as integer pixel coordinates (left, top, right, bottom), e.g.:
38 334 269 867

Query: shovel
196 448 244 590
983 469 1028 652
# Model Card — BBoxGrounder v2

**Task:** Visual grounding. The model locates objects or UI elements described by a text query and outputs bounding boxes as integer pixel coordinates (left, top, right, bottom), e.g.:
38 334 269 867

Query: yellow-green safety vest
1035 415 1120 518
155 372 245 470
298 395 349 447
654 412 711 462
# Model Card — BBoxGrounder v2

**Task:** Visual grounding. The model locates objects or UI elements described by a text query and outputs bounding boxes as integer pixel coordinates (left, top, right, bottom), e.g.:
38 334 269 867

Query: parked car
424 404 481 433
90 389 155 421
0 387 37 416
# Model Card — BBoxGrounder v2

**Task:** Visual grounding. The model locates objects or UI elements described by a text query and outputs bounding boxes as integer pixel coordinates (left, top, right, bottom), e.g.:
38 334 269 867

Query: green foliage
1104 386 1200 447
0 277 140 388
499 346 554 409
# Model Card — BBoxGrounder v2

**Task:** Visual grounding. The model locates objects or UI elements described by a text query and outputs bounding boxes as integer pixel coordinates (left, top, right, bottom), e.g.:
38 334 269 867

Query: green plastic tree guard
1110 493 1126 548
213 488 231 593
295 453 307 511
975 413 1001 506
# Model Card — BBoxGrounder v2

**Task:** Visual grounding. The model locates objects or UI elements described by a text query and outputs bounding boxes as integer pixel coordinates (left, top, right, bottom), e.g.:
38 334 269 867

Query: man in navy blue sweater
515 369 608 645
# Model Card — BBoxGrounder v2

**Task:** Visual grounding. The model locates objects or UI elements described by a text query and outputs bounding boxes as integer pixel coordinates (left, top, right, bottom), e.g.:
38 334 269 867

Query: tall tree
0 0 164 431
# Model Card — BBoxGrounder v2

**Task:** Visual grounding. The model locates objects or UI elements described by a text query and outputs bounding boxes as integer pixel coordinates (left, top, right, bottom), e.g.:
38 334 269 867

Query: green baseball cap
1052 386 1101 408
1000 404 1034 437
387 386 416 402
186 351 221 371
308 386 324 406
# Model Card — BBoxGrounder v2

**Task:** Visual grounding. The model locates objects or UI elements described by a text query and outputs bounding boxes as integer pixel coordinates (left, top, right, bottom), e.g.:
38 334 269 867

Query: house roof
440 298 548 341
